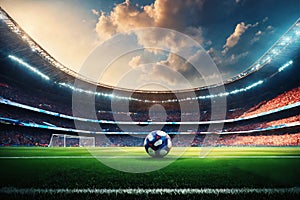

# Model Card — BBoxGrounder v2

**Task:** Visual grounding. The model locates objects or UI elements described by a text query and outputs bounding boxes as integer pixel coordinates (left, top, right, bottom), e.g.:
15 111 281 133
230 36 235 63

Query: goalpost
48 134 95 147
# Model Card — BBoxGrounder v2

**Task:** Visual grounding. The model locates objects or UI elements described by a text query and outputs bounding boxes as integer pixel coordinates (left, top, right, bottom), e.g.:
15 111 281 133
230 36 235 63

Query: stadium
1 3 300 200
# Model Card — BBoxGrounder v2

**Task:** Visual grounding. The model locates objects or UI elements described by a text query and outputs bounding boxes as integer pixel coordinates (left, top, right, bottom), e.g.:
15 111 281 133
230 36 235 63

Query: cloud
208 47 248 68
251 30 265 44
94 0 210 89
142 67 225 89
95 0 207 56
263 17 269 23
91 9 99 16
157 53 190 72
222 22 252 54
252 21 259 27
267 25 273 30
250 36 261 44
144 48 224 87
207 47 220 65
95 0 154 41
95 0 205 42
184 26 204 44
229 51 249 62
250 23 274 45
255 30 262 36
128 55 142 69
140 64 179 87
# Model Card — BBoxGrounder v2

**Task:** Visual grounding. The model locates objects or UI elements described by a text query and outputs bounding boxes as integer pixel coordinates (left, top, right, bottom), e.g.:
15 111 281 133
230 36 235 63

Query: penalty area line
0 187 300 195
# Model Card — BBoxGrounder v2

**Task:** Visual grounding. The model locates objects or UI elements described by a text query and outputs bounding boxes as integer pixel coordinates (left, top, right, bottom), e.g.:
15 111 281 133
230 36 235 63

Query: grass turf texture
0 147 300 199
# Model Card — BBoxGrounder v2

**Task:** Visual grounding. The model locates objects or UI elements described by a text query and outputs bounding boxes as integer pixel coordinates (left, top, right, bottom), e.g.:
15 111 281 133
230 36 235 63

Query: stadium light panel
278 60 293 72
60 77 265 103
8 55 50 80
283 36 291 42
271 48 280 56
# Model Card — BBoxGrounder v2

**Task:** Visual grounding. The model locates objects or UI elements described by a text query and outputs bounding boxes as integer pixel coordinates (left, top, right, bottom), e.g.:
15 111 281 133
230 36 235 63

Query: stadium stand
0 7 299 147
1 123 300 147
240 86 300 117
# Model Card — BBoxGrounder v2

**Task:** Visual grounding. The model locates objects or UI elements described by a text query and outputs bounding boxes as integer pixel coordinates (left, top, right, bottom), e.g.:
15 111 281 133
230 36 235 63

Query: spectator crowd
241 86 300 117
1 130 299 147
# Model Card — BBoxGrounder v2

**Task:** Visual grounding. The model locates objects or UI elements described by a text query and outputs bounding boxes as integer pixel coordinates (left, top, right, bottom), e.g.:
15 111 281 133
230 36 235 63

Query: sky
0 0 299 91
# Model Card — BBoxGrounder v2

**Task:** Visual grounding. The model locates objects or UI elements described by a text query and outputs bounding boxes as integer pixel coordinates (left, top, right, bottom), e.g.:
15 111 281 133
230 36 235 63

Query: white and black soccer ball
144 130 172 158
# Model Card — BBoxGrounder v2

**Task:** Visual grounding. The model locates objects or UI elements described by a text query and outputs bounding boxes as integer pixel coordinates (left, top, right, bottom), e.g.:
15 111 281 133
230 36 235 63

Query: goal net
48 134 95 147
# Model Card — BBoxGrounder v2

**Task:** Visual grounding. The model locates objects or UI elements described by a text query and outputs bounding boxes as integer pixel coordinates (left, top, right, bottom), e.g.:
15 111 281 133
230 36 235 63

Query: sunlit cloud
222 22 252 54
91 9 99 16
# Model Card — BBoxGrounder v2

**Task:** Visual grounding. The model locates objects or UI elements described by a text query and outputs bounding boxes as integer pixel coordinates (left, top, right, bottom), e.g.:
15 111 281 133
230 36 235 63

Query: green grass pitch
0 146 300 199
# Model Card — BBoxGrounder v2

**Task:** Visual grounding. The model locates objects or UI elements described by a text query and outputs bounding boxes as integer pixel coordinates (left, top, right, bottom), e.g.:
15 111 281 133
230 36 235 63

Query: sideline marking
0 155 300 159
0 187 299 195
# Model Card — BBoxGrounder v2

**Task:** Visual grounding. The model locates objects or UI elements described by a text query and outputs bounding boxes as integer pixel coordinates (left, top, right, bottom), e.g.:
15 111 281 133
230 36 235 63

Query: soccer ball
144 130 172 158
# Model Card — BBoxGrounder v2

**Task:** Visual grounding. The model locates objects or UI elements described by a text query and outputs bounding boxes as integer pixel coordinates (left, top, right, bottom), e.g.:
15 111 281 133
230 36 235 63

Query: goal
48 134 95 147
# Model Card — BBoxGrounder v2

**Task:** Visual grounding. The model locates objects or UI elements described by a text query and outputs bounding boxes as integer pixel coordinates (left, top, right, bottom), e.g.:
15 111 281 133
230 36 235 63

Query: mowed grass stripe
1 152 300 189
1 147 300 157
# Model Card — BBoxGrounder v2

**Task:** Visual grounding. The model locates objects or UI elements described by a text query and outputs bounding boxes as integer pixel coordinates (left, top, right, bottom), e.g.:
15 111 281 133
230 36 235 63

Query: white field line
0 155 300 159
0 187 299 195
